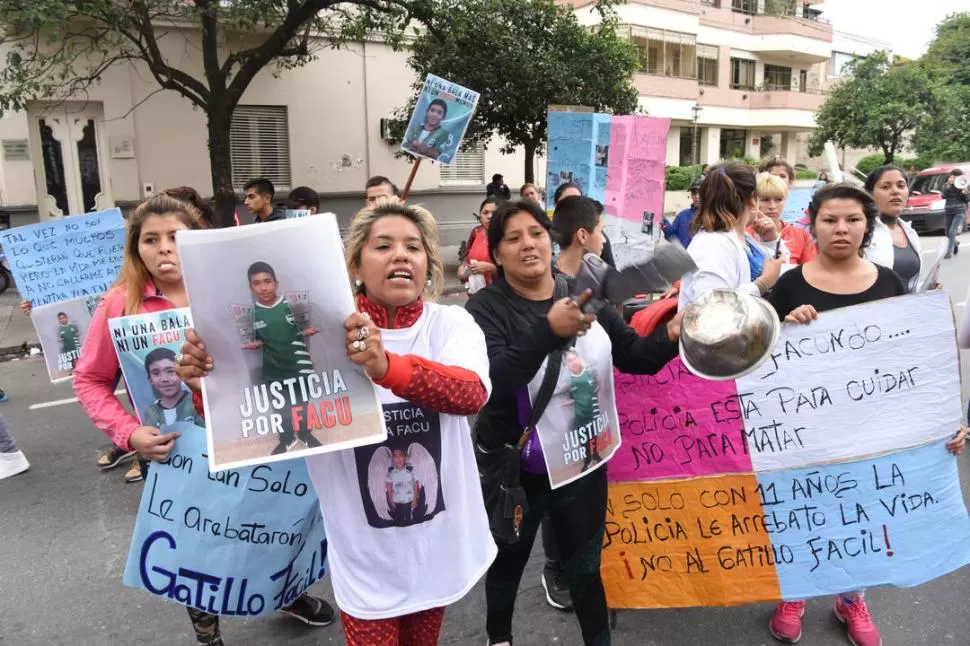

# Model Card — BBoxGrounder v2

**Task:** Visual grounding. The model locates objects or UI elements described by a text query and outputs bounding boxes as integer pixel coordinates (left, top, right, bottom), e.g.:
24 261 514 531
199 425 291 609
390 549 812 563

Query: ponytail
690 162 758 235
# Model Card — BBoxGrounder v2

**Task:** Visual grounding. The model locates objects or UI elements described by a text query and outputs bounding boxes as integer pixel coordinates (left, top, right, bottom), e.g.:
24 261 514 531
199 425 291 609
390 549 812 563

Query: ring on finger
352 339 366 352
174 353 184 366
356 326 368 341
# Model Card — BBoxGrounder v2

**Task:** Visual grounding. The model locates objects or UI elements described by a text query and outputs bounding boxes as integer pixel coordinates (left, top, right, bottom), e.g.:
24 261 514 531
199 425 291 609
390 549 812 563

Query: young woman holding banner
177 201 496 645
767 183 967 646
63 194 334 645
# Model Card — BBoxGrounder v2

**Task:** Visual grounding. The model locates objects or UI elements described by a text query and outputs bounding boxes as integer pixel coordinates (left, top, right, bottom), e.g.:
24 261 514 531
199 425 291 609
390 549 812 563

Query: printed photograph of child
141 347 205 429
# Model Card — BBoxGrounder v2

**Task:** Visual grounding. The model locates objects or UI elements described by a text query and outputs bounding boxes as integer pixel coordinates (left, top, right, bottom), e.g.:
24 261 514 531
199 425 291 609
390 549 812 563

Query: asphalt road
2 233 970 646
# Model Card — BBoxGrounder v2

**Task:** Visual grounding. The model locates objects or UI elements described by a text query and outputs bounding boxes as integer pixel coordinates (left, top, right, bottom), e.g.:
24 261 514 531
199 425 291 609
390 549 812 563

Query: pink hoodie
72 282 175 451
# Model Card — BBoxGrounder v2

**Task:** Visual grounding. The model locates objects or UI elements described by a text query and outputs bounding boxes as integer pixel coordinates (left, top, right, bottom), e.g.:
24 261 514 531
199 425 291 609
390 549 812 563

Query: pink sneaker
769 601 805 643
834 595 882 646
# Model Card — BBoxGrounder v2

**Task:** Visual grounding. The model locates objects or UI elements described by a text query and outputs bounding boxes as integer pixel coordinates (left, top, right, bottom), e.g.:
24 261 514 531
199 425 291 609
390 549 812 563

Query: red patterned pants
341 607 446 646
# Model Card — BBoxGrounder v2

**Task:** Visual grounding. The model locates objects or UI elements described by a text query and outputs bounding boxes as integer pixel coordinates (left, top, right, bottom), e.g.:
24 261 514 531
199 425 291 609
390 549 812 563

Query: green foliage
397 0 640 181
795 169 818 180
855 153 934 177
809 51 938 163
855 153 888 176
913 13 970 163
665 165 704 191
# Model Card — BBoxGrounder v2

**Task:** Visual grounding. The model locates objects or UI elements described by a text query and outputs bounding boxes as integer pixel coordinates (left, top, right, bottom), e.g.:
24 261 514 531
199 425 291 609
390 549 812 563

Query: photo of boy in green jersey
563 350 604 472
245 261 321 455
141 347 204 429
57 312 81 371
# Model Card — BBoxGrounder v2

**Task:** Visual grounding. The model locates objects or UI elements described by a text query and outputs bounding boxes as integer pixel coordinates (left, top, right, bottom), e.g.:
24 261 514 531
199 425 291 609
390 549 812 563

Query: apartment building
570 0 834 168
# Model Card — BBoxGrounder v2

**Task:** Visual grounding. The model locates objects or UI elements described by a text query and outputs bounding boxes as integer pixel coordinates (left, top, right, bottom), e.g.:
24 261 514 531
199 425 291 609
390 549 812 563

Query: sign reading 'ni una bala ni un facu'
603 292 970 608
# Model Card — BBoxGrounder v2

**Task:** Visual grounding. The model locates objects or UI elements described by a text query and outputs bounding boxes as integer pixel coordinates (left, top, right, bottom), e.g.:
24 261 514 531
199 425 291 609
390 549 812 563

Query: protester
178 201 495 645
162 187 216 228
365 176 401 207
243 177 284 222
767 182 967 646
553 183 615 269
942 169 969 259
459 197 500 294
467 199 682 646
287 186 322 214
662 180 701 248
816 171 831 187
520 182 545 209
0 412 29 480
679 163 783 309
747 172 817 265
552 196 606 277
864 165 923 292
487 173 512 200
68 194 333 643
760 156 795 186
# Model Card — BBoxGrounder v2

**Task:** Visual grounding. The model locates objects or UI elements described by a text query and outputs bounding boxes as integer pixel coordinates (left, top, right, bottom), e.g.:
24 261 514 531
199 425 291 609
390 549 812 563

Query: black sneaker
541 565 573 611
280 593 336 626
271 441 289 455
300 432 321 448
956 241 960 256
98 446 136 470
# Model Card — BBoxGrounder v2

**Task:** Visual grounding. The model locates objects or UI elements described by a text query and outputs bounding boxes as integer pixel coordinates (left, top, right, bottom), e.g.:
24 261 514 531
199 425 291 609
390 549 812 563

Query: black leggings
486 468 609 645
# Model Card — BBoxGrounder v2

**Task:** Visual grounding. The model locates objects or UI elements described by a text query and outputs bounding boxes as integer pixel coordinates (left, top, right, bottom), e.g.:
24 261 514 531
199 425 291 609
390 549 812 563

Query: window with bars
730 58 756 90
697 44 719 87
230 106 292 190
764 64 793 90
732 0 758 13
439 142 484 185
629 26 697 79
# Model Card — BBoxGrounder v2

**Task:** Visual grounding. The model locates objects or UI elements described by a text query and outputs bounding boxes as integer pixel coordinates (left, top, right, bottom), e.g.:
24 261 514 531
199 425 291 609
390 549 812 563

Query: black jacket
255 205 287 223
943 185 969 216
466 275 678 450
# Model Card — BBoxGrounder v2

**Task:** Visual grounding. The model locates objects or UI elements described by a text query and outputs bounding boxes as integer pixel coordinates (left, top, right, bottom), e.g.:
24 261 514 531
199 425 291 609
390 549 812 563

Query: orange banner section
602 476 781 608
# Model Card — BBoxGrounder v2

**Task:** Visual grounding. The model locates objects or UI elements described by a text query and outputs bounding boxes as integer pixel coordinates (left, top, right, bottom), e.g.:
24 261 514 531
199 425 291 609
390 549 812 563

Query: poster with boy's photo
108 308 202 427
354 401 445 529
530 328 621 489
401 74 480 165
177 216 387 472
31 298 93 383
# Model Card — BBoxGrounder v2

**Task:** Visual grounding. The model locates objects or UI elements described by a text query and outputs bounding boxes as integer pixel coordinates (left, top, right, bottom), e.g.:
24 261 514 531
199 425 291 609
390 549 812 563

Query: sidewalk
0 245 466 355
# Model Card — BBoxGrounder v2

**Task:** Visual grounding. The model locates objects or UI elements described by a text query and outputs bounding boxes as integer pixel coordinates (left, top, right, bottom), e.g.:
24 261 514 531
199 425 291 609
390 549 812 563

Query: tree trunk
523 140 537 185
207 110 237 228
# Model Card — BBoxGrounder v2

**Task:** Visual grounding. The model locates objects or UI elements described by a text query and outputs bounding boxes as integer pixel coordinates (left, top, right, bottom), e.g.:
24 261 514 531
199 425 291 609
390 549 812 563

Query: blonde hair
111 194 203 315
756 172 788 201
345 201 444 300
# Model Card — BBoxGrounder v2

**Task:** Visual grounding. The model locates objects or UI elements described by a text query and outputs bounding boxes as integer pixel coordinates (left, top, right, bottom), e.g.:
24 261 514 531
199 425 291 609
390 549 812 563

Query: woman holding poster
466 199 682 646
178 201 496 645
766 183 967 646
70 194 335 644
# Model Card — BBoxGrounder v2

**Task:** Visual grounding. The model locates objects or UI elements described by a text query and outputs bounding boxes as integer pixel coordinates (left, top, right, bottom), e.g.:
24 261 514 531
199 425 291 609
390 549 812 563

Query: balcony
700 0 833 50
748 87 826 111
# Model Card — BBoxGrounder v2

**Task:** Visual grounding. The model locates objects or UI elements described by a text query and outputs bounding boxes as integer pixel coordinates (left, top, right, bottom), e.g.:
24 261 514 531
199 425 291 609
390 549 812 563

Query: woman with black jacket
942 168 969 258
466 199 682 646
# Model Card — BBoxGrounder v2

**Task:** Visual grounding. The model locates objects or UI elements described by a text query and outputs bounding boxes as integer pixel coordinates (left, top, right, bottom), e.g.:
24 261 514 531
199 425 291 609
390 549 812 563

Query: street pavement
2 234 970 645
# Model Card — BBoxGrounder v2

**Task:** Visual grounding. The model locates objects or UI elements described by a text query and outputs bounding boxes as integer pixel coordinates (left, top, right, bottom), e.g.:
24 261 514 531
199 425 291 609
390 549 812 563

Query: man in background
244 178 285 222
365 176 401 207
286 187 321 214
486 173 512 200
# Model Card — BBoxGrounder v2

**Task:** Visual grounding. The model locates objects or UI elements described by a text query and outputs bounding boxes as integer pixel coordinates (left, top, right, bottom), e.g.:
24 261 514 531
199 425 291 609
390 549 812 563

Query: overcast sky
817 0 970 58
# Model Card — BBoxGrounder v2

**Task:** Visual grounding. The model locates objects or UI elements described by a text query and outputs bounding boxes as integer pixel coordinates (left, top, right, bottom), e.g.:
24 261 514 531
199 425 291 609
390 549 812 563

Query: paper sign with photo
108 308 200 427
177 216 387 472
401 74 480 165
530 324 621 489
31 297 94 382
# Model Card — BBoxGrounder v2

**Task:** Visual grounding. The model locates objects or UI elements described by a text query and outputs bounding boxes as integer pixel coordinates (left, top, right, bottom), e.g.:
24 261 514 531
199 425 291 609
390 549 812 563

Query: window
697 44 719 87
719 129 747 160
230 106 291 189
730 58 756 90
630 26 697 79
679 127 699 167
828 51 855 77
700 0 721 6
764 64 793 90
732 0 758 13
799 69 808 92
439 142 484 185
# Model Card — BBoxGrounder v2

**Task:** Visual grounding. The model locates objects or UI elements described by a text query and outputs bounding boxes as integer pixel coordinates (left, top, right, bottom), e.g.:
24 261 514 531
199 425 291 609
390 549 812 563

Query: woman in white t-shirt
678 163 784 309
177 202 496 645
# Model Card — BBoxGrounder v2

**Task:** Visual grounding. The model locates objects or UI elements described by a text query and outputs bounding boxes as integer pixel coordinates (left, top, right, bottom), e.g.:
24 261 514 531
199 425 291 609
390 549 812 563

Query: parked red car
901 163 970 234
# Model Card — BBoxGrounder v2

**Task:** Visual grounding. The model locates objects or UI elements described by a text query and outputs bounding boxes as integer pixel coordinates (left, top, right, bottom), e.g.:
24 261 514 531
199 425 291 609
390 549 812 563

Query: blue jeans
945 210 964 255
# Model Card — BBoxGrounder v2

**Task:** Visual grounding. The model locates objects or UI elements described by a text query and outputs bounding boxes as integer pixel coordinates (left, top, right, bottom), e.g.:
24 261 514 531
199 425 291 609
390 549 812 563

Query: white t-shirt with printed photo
305 303 496 620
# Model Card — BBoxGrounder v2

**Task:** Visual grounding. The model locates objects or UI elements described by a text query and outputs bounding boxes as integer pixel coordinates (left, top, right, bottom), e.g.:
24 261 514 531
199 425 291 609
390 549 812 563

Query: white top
678 230 762 309
865 217 922 293
305 303 496 620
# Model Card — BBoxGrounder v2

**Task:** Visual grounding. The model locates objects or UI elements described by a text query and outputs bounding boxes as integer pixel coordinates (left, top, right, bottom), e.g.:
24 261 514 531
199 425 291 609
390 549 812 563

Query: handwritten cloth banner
123 423 328 616
1 208 125 306
546 111 670 269
177 216 387 472
603 291 970 608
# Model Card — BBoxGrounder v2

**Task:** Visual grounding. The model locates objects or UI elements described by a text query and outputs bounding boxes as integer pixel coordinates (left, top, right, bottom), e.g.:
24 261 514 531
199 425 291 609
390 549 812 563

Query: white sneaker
0 450 30 480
